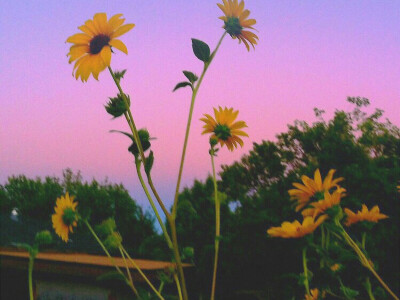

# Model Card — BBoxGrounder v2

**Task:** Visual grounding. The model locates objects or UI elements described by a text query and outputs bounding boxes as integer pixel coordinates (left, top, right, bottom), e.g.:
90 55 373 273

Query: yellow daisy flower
330 263 341 272
200 106 248 151
52 192 79 242
217 0 258 51
301 190 343 218
267 215 328 238
288 169 344 212
304 288 325 300
344 204 388 227
66 13 135 82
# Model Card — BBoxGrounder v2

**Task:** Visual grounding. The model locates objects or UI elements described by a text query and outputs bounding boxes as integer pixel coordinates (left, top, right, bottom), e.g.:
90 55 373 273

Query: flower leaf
191 38 210 62
182 71 198 84
173 81 192 92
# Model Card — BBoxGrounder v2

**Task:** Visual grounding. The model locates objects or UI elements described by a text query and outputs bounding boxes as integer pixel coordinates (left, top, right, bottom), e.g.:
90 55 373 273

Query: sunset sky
1 0 399 211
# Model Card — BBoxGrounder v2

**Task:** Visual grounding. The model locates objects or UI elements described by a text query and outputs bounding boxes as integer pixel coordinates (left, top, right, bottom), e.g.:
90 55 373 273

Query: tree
175 98 400 299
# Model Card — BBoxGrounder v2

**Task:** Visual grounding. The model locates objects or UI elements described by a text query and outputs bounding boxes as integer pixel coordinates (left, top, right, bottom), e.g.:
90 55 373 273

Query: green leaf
182 71 198 83
97 271 126 283
340 285 359 299
173 81 192 92
144 151 154 176
191 38 211 62
109 130 135 142
13 242 32 252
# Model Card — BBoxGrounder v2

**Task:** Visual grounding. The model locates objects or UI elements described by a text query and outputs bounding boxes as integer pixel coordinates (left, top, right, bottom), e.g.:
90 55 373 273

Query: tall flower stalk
210 145 221 300
335 220 399 300
65 3 258 298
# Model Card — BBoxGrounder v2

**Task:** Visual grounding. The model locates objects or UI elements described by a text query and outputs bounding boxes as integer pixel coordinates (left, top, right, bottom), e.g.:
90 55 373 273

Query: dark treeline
1 98 399 299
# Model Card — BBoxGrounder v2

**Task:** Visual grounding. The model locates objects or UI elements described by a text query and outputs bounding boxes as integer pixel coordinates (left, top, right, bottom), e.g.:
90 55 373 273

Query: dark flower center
214 124 231 141
62 207 77 226
224 17 243 36
89 34 110 54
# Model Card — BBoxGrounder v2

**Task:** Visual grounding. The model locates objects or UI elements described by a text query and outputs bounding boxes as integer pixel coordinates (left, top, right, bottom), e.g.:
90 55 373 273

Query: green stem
320 224 325 268
85 221 142 297
210 150 220 300
303 247 310 295
169 220 189 300
337 222 399 300
85 221 127 276
108 67 146 165
326 228 330 248
119 247 140 299
365 277 376 300
109 68 174 248
174 273 183 300
147 173 171 219
362 232 366 250
135 158 173 249
158 281 165 294
121 247 165 300
108 66 178 299
172 31 227 217
28 255 35 300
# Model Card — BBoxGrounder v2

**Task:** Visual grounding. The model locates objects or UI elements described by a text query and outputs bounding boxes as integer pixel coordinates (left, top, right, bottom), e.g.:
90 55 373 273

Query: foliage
174 98 399 299
0 169 157 256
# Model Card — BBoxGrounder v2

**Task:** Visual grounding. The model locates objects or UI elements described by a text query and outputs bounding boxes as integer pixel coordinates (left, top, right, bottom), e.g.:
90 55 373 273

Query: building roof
0 247 192 281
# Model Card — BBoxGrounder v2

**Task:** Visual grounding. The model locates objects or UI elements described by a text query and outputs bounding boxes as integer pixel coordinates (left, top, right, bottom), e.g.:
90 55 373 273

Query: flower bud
35 230 53 246
105 93 130 118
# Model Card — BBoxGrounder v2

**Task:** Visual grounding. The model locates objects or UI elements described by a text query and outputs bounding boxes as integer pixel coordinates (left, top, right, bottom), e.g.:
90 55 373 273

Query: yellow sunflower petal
109 39 128 54
66 33 91 44
100 45 111 67
111 23 135 39
108 13 124 30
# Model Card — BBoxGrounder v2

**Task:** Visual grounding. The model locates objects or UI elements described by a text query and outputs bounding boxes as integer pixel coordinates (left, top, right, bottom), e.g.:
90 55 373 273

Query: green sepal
173 81 192 92
191 38 211 63
144 151 154 176
182 71 198 84
113 69 127 82
110 129 154 156
105 93 130 118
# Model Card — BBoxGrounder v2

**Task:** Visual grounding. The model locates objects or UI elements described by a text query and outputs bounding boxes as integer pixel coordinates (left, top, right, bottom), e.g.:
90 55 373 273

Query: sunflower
267 215 328 238
217 0 258 51
52 192 79 242
288 169 344 212
66 13 135 82
200 106 248 151
301 190 343 218
344 204 388 227
330 263 341 272
304 288 325 300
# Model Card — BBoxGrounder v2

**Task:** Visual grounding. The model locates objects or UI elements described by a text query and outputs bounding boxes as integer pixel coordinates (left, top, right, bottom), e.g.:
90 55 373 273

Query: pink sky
1 1 399 209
